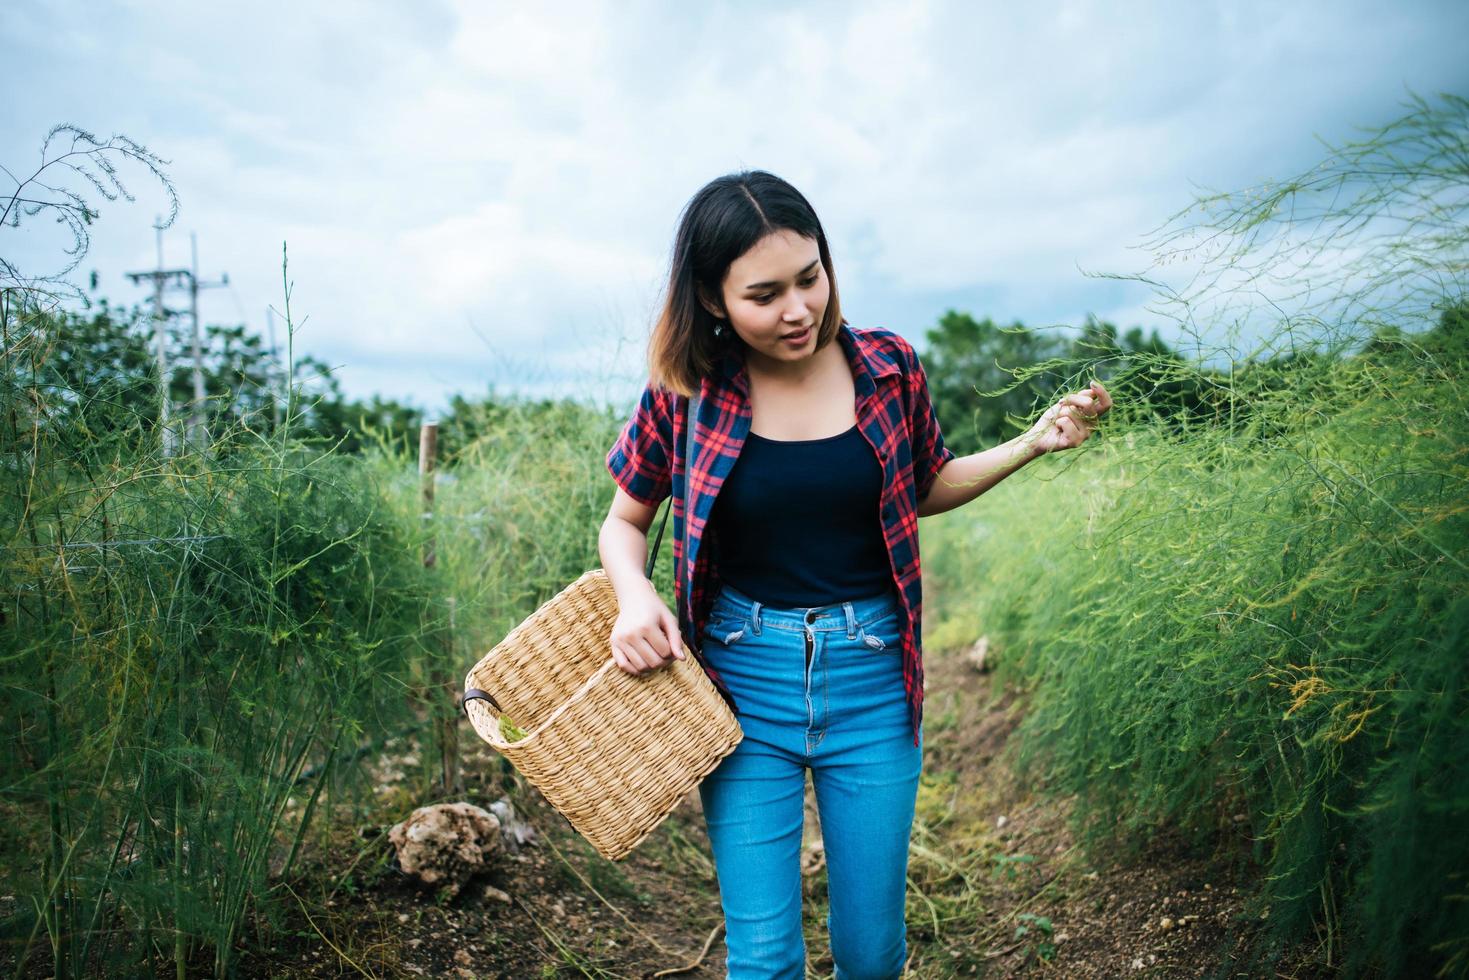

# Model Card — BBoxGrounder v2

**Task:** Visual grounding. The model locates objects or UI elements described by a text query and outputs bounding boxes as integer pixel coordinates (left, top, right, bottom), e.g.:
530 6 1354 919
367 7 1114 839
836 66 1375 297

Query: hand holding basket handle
608 386 699 677
610 591 686 677
457 388 741 863
464 386 699 707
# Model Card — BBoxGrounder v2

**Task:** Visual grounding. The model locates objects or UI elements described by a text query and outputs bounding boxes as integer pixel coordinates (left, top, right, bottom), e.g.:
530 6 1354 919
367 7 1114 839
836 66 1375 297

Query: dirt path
257 644 1333 978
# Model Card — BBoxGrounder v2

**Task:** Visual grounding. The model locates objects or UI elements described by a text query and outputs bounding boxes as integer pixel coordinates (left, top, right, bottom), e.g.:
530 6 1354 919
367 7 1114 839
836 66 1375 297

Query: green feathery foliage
922 91 1469 979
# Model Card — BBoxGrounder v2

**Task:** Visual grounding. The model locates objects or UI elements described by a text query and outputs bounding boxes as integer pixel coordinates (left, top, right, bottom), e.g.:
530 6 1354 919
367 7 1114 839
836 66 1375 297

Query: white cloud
3 0 1465 412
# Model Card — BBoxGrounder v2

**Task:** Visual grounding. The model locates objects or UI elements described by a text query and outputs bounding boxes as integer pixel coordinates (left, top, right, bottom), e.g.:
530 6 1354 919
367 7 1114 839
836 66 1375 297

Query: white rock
965 636 992 672
486 796 539 851
387 802 502 898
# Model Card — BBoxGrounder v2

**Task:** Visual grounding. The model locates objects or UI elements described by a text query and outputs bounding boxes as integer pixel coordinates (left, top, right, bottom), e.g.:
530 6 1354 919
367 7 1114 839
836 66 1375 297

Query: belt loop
751 598 763 635
844 601 856 639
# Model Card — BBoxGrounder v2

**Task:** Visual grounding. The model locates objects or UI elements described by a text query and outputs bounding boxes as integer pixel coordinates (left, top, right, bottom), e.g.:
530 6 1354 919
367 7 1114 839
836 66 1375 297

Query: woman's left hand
1025 380 1112 457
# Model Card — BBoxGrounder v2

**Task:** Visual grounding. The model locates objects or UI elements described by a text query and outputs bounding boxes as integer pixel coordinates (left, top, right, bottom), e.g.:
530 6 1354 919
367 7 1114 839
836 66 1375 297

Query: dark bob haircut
646 170 846 398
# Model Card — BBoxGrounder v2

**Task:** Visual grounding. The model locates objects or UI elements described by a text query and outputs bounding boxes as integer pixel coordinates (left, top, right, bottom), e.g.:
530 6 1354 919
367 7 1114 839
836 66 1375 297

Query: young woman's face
712 229 830 368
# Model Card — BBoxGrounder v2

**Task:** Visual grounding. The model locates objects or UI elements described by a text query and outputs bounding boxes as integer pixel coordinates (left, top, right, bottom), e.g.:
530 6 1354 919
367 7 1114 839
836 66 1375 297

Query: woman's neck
743 336 843 390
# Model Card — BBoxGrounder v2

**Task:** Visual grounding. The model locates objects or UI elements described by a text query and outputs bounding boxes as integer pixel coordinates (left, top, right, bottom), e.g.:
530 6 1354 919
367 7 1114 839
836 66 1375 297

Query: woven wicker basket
462 566 743 862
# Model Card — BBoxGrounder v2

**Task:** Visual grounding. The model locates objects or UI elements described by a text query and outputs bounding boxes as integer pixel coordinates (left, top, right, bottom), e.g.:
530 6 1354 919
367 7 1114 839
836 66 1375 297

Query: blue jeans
696 581 924 980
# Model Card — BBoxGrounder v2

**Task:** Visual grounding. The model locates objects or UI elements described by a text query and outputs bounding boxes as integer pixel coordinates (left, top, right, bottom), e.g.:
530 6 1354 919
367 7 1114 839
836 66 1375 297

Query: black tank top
708 424 892 607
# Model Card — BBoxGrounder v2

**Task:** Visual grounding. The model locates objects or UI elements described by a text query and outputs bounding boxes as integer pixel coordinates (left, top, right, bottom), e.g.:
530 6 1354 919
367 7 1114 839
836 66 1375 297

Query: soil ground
236 636 1345 979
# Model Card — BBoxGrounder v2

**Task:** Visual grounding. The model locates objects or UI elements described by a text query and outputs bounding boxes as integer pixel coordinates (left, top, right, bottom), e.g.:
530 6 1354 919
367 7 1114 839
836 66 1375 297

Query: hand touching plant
1025 380 1112 457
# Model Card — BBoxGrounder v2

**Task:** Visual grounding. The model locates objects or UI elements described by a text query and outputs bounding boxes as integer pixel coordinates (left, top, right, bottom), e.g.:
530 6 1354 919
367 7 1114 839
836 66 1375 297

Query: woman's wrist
599 518 664 605
1013 431 1046 463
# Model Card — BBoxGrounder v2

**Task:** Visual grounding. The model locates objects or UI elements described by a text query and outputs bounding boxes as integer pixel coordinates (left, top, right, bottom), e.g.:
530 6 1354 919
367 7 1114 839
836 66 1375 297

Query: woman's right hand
610 593 687 677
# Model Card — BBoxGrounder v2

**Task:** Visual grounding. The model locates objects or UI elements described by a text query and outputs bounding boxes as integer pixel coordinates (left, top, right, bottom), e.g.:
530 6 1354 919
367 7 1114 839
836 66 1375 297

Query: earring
713 318 727 337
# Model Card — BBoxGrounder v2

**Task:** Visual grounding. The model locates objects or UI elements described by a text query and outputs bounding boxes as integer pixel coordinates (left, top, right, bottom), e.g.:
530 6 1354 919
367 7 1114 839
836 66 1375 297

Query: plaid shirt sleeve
899 340 957 502
606 383 674 507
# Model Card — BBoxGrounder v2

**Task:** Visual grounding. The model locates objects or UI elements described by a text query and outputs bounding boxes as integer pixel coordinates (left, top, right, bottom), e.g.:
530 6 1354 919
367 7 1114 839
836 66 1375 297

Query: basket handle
462 687 503 716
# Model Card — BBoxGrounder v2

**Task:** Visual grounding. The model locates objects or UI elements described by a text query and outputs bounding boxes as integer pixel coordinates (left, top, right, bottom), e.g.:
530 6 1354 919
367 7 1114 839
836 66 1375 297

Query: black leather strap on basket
462 687 502 715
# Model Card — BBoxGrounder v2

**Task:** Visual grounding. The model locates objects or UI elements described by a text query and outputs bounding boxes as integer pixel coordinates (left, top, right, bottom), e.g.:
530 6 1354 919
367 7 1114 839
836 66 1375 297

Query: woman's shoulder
848 324 920 372
631 382 697 445
635 380 687 413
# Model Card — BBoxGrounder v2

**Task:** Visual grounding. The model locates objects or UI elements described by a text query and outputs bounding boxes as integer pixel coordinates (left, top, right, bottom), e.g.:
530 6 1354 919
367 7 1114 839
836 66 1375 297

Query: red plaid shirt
606 321 955 747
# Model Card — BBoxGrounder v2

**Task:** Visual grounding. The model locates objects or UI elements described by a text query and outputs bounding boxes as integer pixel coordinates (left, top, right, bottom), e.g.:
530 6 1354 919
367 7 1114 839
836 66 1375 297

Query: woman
599 170 1110 979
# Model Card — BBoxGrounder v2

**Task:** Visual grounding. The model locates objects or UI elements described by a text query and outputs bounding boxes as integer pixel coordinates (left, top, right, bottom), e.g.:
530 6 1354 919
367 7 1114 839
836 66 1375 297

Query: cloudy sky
5 0 1467 415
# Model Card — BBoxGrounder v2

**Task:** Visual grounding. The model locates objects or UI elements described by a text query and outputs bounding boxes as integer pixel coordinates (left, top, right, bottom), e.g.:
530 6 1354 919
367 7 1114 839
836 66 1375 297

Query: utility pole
125 225 228 456
126 218 187 457
266 306 282 431
187 232 229 452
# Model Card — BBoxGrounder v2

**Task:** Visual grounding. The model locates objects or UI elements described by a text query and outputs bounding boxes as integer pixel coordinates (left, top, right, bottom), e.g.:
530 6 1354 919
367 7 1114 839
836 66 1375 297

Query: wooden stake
418 422 461 794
